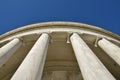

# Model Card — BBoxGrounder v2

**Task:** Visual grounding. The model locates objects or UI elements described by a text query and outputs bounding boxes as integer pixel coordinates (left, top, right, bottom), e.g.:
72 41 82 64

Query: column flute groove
11 33 50 80
70 33 115 80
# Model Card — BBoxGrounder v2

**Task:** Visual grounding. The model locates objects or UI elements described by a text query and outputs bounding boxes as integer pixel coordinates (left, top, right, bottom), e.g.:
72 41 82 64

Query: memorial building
0 22 120 80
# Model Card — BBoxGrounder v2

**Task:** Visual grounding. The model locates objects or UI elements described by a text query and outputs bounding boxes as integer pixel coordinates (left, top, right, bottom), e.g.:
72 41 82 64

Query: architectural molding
0 22 120 80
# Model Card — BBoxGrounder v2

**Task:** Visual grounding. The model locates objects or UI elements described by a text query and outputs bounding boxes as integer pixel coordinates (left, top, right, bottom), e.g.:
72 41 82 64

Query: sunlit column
70 33 115 80
0 38 22 67
11 33 50 80
98 38 120 65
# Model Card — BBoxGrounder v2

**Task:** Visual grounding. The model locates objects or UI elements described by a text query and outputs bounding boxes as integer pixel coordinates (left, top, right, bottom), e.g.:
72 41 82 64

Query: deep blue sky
0 0 120 35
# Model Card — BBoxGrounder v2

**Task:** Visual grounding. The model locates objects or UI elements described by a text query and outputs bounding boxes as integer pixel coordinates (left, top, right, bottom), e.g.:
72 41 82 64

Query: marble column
0 38 22 67
11 33 50 80
70 33 115 80
98 38 120 65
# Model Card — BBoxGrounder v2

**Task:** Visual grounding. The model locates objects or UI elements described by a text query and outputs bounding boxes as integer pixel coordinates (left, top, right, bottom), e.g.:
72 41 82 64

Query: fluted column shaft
0 38 22 67
98 38 120 65
11 33 50 80
70 33 115 80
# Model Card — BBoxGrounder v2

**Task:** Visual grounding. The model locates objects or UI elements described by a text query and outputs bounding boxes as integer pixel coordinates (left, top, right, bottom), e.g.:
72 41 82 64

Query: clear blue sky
0 0 120 35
